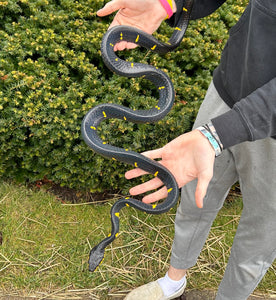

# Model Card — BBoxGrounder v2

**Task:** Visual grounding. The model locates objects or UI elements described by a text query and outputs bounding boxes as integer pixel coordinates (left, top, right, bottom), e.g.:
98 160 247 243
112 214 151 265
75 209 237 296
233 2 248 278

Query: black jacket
169 0 276 148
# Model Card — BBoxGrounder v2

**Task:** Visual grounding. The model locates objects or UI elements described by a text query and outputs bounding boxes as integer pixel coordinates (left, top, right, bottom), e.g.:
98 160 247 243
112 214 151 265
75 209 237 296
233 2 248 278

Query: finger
125 168 148 180
114 41 128 51
97 0 125 17
126 43 138 49
125 148 163 179
142 186 168 204
129 177 163 195
142 148 163 160
106 19 138 51
195 172 213 208
114 42 137 51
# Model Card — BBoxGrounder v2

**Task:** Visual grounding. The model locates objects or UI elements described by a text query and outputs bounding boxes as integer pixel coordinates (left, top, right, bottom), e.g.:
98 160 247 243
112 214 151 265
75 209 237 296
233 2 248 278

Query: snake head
88 244 105 272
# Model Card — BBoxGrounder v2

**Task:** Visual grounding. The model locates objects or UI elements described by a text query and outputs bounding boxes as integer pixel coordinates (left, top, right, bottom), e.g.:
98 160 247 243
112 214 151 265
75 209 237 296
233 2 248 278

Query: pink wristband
159 0 174 18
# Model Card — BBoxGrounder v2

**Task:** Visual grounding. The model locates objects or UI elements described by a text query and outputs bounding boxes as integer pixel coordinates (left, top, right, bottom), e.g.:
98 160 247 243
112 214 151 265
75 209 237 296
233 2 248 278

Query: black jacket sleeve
212 78 276 148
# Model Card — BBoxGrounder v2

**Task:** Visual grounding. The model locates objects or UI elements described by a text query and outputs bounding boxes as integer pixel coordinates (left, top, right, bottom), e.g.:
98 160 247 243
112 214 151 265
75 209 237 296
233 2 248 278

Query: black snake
81 0 193 272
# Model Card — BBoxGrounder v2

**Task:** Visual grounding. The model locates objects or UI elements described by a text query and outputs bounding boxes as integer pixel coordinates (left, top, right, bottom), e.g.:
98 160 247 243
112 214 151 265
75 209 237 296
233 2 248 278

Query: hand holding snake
97 0 175 51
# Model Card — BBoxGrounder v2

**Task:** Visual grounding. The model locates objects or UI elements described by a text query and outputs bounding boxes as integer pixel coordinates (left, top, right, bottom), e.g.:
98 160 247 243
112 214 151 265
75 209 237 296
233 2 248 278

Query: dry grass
0 182 275 299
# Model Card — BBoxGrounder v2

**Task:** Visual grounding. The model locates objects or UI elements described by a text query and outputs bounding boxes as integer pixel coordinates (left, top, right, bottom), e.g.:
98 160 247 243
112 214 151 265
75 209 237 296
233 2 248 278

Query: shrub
0 0 248 192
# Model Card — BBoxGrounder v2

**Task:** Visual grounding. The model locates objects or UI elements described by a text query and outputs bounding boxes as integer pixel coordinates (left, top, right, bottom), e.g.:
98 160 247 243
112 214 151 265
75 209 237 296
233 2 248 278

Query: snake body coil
81 0 193 272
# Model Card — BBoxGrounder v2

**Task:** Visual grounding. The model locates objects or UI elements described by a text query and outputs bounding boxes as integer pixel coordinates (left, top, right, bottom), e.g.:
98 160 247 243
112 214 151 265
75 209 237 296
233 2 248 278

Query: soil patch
31 178 121 204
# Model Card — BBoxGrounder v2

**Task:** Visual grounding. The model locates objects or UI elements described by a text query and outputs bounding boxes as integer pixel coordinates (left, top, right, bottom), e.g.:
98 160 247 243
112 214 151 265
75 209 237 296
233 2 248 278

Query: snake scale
81 0 193 272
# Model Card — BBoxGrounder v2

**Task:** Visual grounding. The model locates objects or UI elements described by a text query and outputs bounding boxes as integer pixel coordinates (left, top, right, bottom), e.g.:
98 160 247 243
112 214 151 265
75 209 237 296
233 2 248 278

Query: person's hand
125 130 216 208
97 0 176 51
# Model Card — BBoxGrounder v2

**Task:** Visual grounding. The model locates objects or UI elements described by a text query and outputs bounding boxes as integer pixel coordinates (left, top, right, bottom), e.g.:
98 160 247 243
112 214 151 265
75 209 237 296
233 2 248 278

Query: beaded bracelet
159 0 174 19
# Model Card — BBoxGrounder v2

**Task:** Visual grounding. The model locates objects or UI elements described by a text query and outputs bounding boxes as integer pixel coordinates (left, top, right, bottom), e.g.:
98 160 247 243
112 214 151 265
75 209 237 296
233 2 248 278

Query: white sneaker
124 279 186 300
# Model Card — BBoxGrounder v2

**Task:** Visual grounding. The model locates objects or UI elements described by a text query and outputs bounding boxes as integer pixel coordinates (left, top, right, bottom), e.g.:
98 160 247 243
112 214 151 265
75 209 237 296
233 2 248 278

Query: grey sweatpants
170 81 276 300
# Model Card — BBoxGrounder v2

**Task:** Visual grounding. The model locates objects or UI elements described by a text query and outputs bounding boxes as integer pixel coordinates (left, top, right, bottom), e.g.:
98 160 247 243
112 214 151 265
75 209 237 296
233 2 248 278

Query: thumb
97 0 124 17
195 172 212 208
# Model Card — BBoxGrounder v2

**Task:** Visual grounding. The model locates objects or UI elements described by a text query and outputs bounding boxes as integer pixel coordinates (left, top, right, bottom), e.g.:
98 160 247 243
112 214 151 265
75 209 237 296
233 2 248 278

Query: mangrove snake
81 0 194 272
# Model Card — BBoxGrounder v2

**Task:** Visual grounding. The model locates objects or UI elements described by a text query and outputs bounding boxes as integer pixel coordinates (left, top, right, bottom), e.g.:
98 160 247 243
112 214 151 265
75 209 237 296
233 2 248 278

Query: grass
0 181 275 299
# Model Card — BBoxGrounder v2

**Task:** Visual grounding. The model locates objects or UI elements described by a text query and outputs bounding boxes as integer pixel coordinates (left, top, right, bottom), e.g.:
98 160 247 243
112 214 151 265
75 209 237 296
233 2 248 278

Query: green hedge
0 0 248 192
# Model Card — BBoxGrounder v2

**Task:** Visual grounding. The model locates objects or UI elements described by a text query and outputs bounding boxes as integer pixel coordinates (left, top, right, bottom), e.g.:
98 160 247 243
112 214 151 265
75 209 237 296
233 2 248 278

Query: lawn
0 181 275 299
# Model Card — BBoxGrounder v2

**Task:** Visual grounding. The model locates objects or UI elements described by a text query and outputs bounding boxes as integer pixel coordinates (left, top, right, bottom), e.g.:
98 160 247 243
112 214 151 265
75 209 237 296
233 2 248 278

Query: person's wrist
158 0 177 19
196 126 222 157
